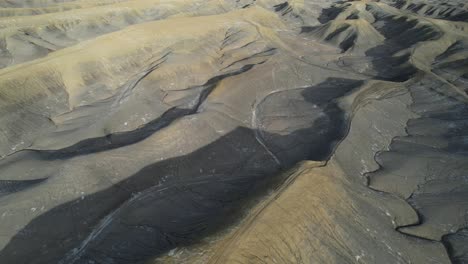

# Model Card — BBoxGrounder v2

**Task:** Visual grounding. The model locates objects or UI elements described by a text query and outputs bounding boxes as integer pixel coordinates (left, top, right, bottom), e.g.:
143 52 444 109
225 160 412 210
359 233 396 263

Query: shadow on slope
0 78 362 264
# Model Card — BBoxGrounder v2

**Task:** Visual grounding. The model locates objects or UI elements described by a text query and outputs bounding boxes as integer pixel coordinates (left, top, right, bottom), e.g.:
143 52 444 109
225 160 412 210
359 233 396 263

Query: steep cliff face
0 1 466 264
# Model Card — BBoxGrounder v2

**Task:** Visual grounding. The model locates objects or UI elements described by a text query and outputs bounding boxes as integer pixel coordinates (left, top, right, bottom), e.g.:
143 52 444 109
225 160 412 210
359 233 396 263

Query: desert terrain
0 0 467 263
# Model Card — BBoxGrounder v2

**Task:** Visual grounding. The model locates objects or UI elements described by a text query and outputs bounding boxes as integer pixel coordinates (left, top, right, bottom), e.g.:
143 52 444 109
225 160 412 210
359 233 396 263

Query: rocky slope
0 0 467 263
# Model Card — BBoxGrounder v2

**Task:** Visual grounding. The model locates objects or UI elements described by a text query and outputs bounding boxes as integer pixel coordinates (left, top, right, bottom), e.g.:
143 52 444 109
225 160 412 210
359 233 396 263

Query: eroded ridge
0 0 466 263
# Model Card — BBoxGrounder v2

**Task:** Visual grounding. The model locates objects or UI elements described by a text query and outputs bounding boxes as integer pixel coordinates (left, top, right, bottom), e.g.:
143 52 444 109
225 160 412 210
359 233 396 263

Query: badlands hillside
0 0 467 263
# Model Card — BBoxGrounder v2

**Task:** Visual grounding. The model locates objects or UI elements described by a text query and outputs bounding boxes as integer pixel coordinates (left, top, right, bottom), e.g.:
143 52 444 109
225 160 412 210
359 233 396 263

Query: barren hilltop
0 0 467 263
